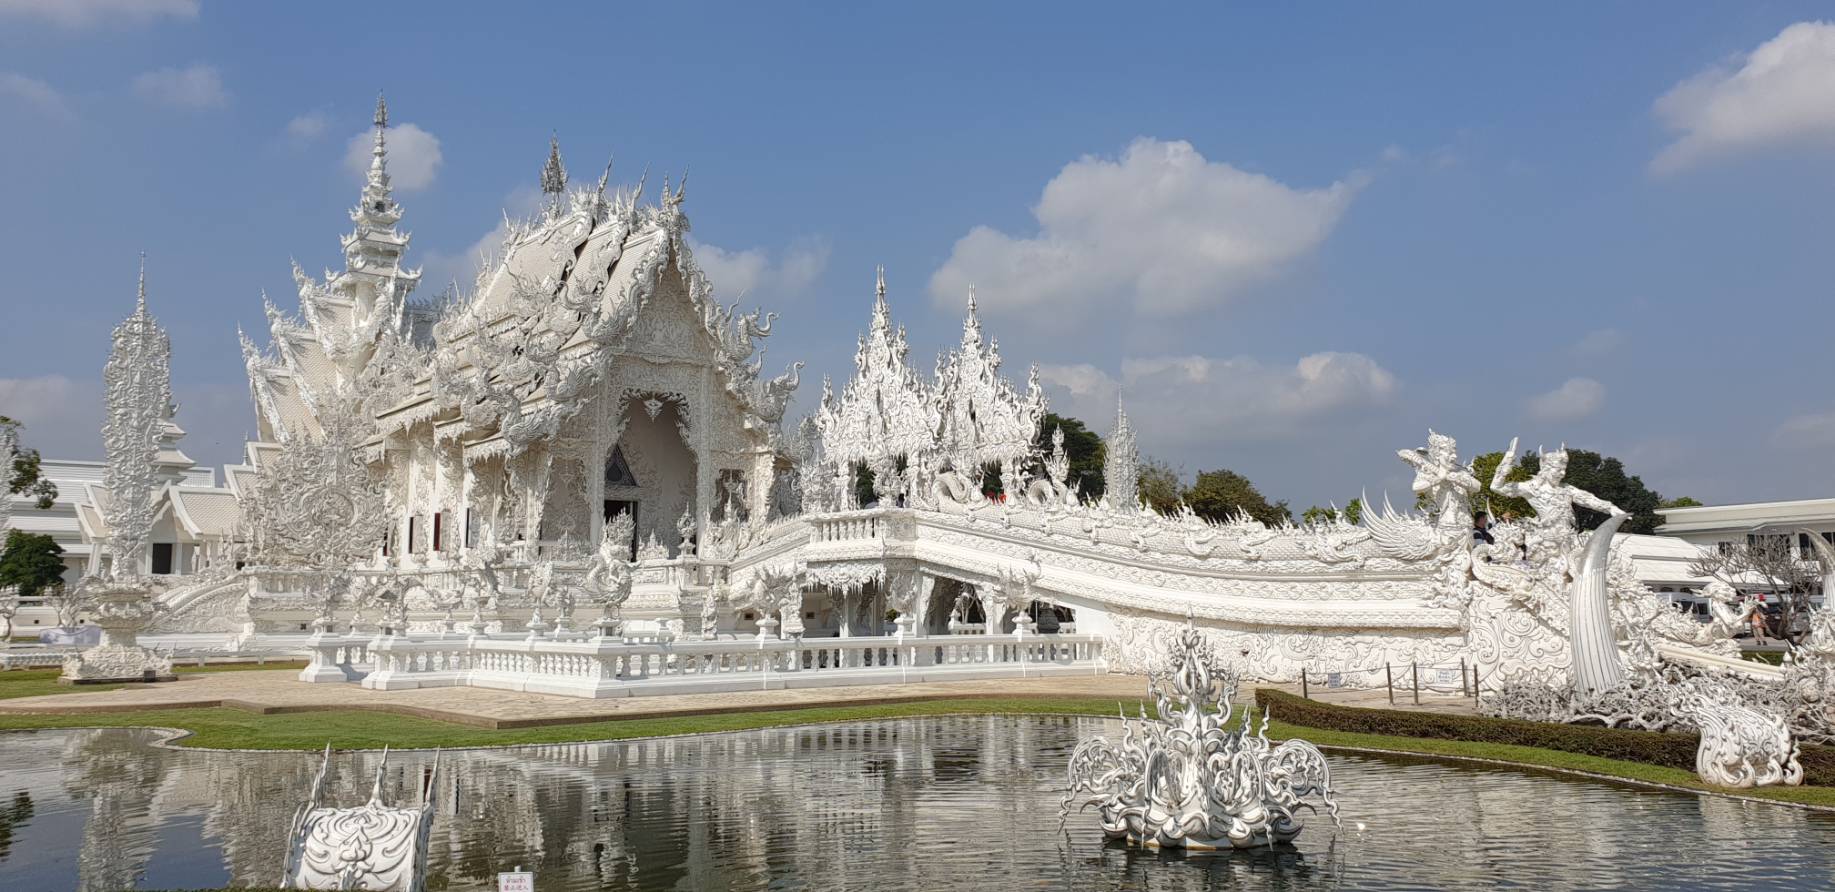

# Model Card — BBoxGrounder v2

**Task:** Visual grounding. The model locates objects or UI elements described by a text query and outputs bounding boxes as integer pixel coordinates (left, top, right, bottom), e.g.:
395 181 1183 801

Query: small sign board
498 869 535 892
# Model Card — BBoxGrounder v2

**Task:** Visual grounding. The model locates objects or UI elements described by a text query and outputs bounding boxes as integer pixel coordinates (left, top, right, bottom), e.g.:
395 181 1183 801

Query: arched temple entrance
604 394 697 555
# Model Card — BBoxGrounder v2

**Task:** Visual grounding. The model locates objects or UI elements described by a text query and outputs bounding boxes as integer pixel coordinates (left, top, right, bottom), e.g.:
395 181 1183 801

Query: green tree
1301 498 1364 526
1185 469 1290 527
1436 448 1667 534
1427 451 1536 521
853 462 876 507
1035 413 1105 499
1559 450 1663 534
1659 496 1703 509
0 531 66 597
1137 457 1183 514
2 417 57 510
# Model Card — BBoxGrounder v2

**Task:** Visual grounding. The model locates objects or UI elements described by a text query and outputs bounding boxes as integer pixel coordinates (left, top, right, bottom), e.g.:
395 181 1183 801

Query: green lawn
3 678 1833 808
0 696 1150 750
1255 714 1835 808
0 662 306 701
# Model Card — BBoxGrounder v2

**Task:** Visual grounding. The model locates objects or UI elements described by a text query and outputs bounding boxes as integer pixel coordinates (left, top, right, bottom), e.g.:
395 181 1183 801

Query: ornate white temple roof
244 95 420 444
168 487 240 539
816 269 936 466
929 290 1046 471
380 150 797 460
815 277 1050 477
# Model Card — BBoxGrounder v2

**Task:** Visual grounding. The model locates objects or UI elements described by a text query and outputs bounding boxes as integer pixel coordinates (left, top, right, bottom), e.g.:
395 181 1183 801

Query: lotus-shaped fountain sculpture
1064 623 1341 849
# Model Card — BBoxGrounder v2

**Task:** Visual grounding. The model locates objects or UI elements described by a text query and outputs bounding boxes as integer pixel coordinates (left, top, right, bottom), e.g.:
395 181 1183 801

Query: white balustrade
309 630 1104 698
810 510 890 543
298 633 375 683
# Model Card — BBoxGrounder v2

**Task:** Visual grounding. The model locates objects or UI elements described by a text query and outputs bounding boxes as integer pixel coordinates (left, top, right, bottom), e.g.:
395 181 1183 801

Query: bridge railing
303 628 1105 698
806 507 909 544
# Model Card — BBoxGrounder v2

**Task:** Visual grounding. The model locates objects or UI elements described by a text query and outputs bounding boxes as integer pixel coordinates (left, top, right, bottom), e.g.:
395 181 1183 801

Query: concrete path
0 669 1477 729
1261 682 1480 716
0 670 1153 729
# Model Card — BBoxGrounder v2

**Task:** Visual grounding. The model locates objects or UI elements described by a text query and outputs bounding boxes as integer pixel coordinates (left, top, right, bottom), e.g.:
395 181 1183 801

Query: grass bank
1256 688 1835 808
0 696 1150 750
0 662 307 701
4 679 1833 808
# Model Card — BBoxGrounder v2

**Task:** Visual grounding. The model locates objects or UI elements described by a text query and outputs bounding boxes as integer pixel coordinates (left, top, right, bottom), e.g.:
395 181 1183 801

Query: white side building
1658 498 1835 560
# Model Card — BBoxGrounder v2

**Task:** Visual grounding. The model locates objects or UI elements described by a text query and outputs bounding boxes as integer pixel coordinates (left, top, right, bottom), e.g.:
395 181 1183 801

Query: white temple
24 97 1765 702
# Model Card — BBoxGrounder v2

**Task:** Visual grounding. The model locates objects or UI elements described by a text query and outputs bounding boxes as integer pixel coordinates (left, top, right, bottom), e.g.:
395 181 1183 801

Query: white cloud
286 110 329 142
131 62 226 110
0 72 72 120
1571 328 1623 358
343 122 442 192
1652 21 1835 173
1775 410 1835 448
688 235 831 300
1525 377 1605 423
417 186 543 294
1039 351 1396 447
928 138 1362 319
0 375 100 459
0 0 197 28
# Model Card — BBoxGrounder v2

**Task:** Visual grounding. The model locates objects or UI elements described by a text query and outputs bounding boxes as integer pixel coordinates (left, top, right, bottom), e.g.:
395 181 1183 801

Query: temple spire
363 93 392 206
868 266 893 334
1104 396 1140 509
135 252 147 313
961 286 983 347
541 134 567 213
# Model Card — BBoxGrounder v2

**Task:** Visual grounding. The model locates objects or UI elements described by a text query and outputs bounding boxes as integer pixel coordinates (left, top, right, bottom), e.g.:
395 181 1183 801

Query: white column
694 369 714 547
914 574 936 637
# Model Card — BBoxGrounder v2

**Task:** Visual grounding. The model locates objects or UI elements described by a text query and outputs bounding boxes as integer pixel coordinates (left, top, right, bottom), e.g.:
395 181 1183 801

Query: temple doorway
606 395 698 554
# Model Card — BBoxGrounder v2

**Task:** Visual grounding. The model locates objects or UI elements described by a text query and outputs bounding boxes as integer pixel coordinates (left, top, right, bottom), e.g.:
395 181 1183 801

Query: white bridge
299 628 1104 699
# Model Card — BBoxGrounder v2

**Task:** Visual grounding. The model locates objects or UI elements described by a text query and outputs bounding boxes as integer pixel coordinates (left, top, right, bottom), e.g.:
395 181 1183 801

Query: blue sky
3 2 1835 511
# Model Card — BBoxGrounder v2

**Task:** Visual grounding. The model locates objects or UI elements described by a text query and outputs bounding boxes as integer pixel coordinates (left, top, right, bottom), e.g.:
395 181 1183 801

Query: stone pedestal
592 614 624 642
61 578 174 684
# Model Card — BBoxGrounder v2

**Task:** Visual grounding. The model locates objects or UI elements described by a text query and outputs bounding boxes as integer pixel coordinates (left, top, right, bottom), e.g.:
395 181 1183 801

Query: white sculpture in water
1691 698 1803 789
1063 623 1340 849
284 745 440 892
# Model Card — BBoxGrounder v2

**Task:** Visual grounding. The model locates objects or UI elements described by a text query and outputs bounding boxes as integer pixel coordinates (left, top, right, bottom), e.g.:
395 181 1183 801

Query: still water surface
0 716 1831 891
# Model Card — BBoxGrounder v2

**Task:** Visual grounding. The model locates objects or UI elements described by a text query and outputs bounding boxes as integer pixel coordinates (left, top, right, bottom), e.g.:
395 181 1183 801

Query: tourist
1472 512 1495 546
1750 599 1770 644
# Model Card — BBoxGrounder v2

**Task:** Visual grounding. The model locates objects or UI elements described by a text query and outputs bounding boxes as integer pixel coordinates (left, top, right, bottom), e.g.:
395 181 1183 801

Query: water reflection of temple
11 722 1835 891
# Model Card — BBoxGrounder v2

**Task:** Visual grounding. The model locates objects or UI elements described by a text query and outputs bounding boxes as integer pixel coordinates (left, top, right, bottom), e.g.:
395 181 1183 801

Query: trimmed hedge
1254 688 1835 787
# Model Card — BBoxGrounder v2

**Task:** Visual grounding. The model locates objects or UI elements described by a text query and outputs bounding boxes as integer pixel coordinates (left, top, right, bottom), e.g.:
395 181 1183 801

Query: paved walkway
0 670 1153 729
0 667 1479 729
1260 681 1480 715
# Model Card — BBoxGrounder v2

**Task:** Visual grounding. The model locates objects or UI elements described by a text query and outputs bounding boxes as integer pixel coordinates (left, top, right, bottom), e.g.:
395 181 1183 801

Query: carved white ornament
283 744 439 892
101 260 172 578
1064 623 1340 849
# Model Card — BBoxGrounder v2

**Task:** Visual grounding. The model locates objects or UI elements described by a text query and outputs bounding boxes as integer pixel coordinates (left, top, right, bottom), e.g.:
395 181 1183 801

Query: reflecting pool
0 716 1831 890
